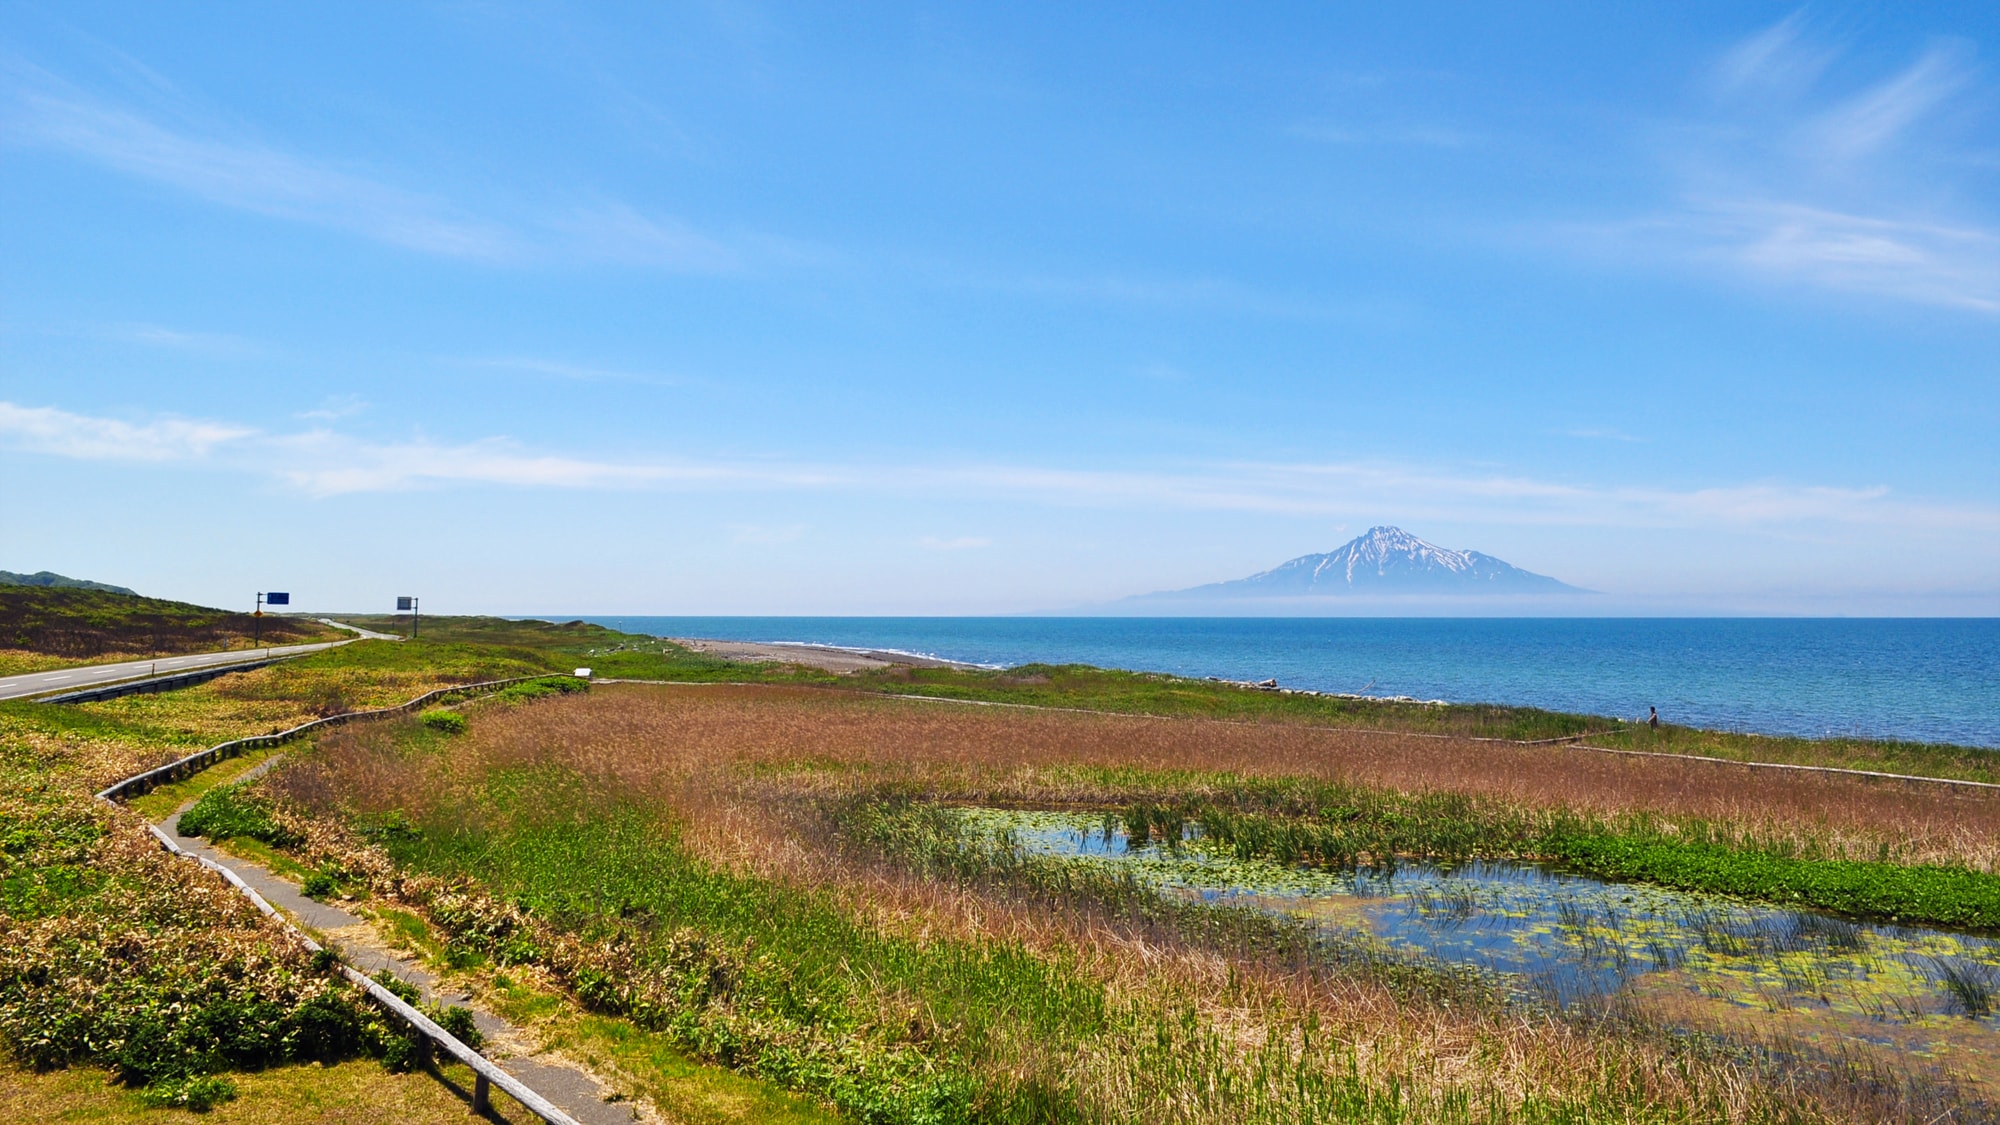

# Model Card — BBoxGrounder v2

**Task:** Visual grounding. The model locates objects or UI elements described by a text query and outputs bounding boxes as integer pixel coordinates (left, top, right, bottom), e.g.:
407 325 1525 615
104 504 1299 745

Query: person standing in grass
1649 706 1659 730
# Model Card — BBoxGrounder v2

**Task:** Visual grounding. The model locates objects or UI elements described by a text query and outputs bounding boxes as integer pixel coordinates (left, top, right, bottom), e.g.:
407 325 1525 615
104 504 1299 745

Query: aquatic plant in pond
961 807 2000 1042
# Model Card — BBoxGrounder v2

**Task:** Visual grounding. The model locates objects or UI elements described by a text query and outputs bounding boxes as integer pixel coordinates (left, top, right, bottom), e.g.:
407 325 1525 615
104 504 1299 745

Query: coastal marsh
967 807 2000 1047
242 680 2000 1121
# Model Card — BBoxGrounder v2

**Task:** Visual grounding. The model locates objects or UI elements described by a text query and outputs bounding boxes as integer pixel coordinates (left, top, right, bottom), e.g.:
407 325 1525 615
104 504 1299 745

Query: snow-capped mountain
1154 527 1582 598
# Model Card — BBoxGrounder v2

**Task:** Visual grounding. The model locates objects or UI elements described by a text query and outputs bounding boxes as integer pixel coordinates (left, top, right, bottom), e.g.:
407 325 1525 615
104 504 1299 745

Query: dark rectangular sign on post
396 596 413 610
265 592 290 605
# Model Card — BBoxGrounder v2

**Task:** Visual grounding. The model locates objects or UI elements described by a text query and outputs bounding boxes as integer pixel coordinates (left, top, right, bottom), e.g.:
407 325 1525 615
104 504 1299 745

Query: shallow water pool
968 808 2000 1070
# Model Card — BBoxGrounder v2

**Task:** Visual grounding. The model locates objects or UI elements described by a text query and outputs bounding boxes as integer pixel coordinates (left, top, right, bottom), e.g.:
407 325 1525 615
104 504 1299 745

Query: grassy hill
0 569 137 595
0 586 338 667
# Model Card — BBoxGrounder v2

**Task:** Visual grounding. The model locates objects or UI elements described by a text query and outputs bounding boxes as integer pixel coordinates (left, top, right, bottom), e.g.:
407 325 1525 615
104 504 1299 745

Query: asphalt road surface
0 639 352 702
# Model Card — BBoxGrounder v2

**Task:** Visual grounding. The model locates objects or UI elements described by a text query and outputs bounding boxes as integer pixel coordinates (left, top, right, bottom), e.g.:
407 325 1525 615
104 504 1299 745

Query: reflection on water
969 808 2000 1054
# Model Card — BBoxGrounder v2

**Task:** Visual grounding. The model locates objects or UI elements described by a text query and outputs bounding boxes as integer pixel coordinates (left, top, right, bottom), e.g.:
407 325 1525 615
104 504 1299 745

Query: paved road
319 617 405 642
0 639 352 702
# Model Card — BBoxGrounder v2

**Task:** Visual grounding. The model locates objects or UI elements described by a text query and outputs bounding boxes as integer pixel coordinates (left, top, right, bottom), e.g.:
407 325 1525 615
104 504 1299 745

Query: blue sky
3 3 1997 615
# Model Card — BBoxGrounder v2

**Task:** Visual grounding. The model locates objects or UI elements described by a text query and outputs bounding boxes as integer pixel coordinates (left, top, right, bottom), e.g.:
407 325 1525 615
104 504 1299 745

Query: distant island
1127 526 1585 604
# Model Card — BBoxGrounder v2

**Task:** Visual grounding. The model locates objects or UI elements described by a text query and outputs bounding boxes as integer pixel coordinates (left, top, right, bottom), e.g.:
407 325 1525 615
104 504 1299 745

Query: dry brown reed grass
286 685 1997 1121
302 714 1798 1121
461 684 2000 872
677 782 1791 1123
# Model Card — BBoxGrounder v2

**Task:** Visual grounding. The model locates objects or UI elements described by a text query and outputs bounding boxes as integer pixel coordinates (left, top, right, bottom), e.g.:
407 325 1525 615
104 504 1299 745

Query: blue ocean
575 617 2000 749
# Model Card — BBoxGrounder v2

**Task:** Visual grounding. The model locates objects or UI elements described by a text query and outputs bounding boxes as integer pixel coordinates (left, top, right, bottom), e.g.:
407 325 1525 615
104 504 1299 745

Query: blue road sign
265 592 290 605
397 596 414 610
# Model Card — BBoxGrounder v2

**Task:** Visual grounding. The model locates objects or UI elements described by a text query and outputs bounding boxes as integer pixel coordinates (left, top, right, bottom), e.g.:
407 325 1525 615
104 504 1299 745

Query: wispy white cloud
7 400 1995 540
2 66 758 272
1586 18 2000 313
1805 45 1969 164
7 87 514 259
1584 200 2000 312
106 322 266 357
264 430 832 497
1708 13 1835 99
295 394 368 422
0 401 251 461
554 203 743 273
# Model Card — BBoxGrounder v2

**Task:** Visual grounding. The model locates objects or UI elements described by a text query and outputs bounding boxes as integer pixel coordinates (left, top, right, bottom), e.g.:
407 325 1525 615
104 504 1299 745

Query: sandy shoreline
670 637 975 674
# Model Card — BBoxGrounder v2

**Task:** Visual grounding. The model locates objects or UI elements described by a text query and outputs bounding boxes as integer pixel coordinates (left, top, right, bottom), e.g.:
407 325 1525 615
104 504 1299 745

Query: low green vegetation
180 780 297 845
0 584 336 662
1591 722 2000 785
418 709 466 734
0 639 560 1112
1545 832 2000 929
0 569 136 595
1125 785 2000 930
376 779 1106 1124
0 1056 549 1123
847 662 1607 741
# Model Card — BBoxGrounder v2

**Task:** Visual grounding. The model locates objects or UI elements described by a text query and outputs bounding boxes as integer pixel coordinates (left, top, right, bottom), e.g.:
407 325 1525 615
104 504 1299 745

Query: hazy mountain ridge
1142 527 1584 600
0 570 137 596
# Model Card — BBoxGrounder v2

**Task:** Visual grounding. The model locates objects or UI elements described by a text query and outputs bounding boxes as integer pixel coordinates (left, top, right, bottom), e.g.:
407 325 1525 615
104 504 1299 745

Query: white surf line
96 676 586 1125
591 678 1999 792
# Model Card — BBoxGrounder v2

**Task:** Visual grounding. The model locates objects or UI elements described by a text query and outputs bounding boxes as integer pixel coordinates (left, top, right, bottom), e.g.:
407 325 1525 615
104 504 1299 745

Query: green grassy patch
127 746 285 821
380 770 1104 1123
573 1013 842 1125
1590 722 2000 785
179 781 297 845
1545 831 2000 930
0 1058 546 1124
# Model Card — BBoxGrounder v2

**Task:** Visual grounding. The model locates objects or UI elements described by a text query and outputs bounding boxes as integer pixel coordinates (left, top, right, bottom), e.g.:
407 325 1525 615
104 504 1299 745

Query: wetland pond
966 808 2000 1077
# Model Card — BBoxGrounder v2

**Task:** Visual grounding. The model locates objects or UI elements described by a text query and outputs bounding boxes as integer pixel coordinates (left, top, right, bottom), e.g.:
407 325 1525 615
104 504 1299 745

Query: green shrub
177 782 297 845
372 970 421 1005
301 867 339 900
138 1073 238 1111
431 1003 484 1049
492 676 589 704
419 709 467 734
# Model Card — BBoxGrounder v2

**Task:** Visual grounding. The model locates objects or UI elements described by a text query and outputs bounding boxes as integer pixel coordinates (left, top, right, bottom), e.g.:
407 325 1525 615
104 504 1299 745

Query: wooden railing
93 675 588 1124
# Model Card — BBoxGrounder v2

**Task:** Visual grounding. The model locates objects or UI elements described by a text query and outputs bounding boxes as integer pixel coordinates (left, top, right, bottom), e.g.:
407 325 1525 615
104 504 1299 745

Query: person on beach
1648 706 1658 730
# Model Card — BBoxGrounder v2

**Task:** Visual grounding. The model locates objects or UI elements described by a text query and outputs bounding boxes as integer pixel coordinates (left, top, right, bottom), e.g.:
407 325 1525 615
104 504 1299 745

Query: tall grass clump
177 780 298 845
